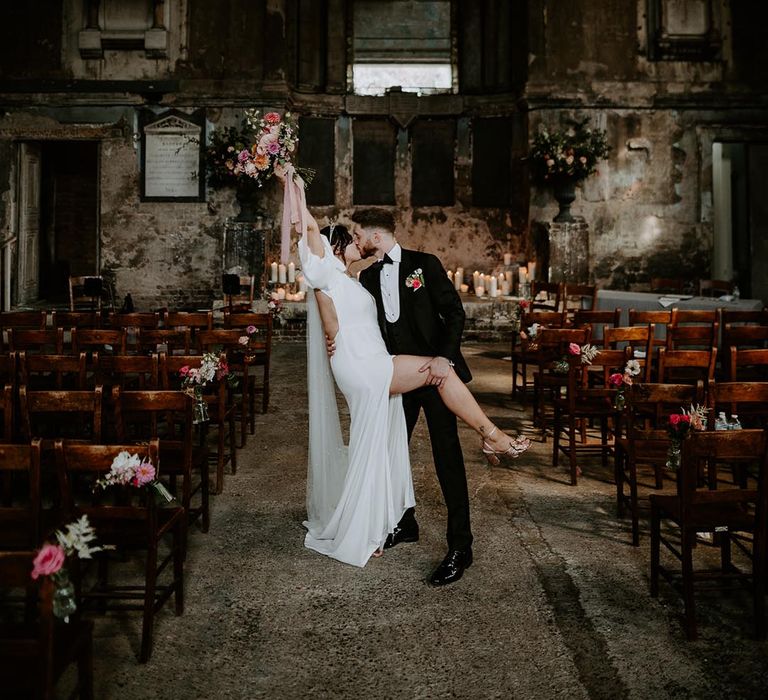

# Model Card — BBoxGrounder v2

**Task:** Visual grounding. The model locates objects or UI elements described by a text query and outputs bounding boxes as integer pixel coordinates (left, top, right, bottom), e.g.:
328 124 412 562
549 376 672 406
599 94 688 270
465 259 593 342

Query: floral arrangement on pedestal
31 515 107 622
529 120 610 223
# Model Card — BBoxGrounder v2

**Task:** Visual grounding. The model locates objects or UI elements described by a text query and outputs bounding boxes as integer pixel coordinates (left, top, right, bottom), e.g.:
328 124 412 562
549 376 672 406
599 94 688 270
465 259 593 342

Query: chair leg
568 416 578 486
615 448 625 518
720 531 732 573
140 542 158 663
650 503 660 597
629 459 640 547
600 417 609 469
229 407 237 475
681 528 698 640
262 366 269 413
77 627 94 700
249 377 256 434
755 541 767 640
174 520 185 616
552 407 560 468
201 459 210 533
239 389 248 448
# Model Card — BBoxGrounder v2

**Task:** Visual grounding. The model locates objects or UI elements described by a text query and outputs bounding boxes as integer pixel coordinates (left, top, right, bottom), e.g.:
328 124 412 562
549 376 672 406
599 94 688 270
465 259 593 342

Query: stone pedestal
541 219 590 284
222 218 274 294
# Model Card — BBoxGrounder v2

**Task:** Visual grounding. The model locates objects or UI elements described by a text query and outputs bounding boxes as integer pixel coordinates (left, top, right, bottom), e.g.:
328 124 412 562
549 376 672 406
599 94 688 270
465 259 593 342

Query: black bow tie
372 253 394 271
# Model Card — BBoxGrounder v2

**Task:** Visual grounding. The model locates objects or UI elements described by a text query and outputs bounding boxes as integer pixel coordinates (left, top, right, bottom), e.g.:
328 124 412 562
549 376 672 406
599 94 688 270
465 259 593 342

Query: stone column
540 219 590 284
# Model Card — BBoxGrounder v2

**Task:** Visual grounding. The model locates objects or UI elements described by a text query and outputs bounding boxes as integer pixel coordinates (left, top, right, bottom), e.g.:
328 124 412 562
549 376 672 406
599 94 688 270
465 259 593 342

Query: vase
552 180 577 223
665 439 682 471
235 182 267 222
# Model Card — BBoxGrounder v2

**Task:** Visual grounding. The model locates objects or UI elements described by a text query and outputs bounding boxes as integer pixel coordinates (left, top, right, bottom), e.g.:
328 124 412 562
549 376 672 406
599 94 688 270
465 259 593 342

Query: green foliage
529 121 610 185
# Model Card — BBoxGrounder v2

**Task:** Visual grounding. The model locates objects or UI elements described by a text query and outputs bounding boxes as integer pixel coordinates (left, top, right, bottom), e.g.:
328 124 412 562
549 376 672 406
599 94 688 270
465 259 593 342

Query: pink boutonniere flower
405 268 425 291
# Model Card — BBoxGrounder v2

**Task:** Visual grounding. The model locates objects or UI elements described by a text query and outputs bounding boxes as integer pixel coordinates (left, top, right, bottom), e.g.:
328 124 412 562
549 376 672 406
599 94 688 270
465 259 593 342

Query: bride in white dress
278 168 529 568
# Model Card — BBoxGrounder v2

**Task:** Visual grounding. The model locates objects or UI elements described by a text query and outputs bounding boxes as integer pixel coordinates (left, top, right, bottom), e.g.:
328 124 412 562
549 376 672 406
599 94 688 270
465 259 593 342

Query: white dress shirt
379 243 401 323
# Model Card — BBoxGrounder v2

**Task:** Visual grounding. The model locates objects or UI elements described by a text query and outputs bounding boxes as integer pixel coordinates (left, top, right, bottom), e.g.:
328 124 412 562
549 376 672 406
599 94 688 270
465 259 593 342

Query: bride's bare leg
390 356 528 453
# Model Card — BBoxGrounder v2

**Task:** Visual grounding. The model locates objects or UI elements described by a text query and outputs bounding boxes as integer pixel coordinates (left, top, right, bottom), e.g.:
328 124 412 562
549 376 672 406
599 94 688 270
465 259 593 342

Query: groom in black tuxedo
350 208 473 586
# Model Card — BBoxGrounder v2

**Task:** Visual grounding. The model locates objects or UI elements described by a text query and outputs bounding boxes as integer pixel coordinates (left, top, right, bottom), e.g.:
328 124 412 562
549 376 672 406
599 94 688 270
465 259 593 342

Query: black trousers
398 385 473 551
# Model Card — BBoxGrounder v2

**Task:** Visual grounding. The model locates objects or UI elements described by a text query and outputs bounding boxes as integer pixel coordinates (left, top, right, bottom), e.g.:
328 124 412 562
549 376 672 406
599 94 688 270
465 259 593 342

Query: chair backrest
54 439 160 518
657 347 717 384
20 352 87 390
667 319 720 350
706 380 768 429
107 354 160 390
137 328 191 356
69 275 103 311
112 387 193 444
572 309 620 328
0 311 47 330
535 326 591 350
50 311 101 329
8 328 64 354
222 275 255 307
723 324 768 351
521 310 566 330
629 308 672 326
562 283 597 312
0 441 42 548
108 312 161 330
604 324 654 372
670 308 718 324
626 381 705 429
698 279 732 297
650 277 684 293
222 311 272 359
197 329 253 354
20 386 103 442
160 354 209 390
0 384 12 441
721 308 768 325
72 328 126 355
530 281 562 312
0 351 17 388
729 347 768 381
163 311 213 332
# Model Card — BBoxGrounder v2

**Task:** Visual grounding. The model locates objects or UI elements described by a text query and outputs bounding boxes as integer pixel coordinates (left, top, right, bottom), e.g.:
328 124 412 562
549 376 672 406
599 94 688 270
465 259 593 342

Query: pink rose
609 373 624 386
237 149 250 163
264 112 281 124
179 366 190 376
568 343 581 355
411 279 422 290
31 543 65 580
247 325 257 335
669 414 681 426
267 141 281 155
681 414 691 423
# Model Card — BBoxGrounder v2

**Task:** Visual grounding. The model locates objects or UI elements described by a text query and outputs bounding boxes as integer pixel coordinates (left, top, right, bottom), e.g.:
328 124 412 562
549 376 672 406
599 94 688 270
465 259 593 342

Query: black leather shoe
429 549 473 587
383 524 419 549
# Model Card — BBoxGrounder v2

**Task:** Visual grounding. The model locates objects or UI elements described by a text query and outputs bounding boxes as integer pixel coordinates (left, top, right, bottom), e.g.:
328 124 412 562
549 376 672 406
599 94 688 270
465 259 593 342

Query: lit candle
447 270 454 284
519 267 528 285
270 262 278 283
503 253 512 266
460 283 469 294
288 262 296 283
298 274 308 292
476 285 485 298
528 261 537 281
276 287 286 300
454 267 464 291
473 271 480 290
296 291 306 301
278 264 287 284
489 276 498 297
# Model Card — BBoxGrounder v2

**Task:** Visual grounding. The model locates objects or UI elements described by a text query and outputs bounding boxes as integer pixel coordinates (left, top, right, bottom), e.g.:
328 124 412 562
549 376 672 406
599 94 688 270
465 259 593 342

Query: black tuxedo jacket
360 248 472 383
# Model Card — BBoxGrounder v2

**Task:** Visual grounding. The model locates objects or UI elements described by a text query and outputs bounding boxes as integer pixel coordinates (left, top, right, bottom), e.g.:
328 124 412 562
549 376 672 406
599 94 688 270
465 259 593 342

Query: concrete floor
80 342 768 699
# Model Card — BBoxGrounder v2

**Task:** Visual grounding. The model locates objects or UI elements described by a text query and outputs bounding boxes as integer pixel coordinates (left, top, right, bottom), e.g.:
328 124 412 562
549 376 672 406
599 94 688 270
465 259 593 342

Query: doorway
16 140 99 306
712 141 768 303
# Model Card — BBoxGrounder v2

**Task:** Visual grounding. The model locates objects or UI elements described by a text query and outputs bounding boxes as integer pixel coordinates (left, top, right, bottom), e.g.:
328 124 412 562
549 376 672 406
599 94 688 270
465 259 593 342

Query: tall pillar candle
473 271 480 290
454 267 464 291
278 263 287 284
519 267 528 285
528 262 537 282
489 276 498 297
288 261 296 283
270 261 278 283
503 252 512 266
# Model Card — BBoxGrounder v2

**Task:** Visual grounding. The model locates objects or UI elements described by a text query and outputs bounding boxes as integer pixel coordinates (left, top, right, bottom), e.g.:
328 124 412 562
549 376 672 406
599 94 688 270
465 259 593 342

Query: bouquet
31 515 107 622
238 324 261 363
529 121 610 185
179 353 238 423
510 299 530 333
609 359 643 409
266 291 284 323
553 342 601 375
95 451 174 503
665 405 708 470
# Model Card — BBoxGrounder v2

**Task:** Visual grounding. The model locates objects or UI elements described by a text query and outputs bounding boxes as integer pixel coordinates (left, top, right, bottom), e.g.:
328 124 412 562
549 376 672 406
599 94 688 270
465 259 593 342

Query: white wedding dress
299 234 415 567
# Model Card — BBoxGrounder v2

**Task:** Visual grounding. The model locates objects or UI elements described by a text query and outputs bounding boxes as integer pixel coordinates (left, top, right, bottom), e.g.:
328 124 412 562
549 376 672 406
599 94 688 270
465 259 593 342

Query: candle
298 274 308 292
489 276 498 297
519 267 528 285
270 261 278 283
455 267 464 291
276 287 286 300
447 270 454 284
278 264 287 284
460 283 469 294
505 270 514 284
503 253 512 266
473 271 480 290
528 262 537 282
475 285 485 298
288 262 296 283
501 281 511 296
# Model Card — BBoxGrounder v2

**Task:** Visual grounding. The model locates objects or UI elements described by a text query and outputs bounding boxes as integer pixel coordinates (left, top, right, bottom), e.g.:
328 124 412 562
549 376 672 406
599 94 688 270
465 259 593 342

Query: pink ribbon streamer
280 164 307 264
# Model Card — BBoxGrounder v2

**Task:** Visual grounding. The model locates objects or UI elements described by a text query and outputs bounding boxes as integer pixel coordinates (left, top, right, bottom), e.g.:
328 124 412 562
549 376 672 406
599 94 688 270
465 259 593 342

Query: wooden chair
530 281 562 312
113 388 209 534
68 275 103 312
50 311 101 329
552 347 631 485
562 283 597 312
604 325 655 382
629 308 671 348
197 329 255 446
20 352 88 390
657 347 717 385
698 279 733 297
222 275 255 309
72 328 126 357
54 439 184 663
0 310 47 351
163 311 213 342
0 550 94 698
650 429 768 640
667 308 719 350
8 328 64 354
162 354 237 495
0 383 12 442
721 308 768 326
106 354 160 390
511 310 567 402
650 277 685 293
707 381 768 434
722 324 768 352
729 347 768 382
0 440 42 549
571 309 620 344
137 328 192 356
19 387 103 446
615 382 704 545
223 311 273 413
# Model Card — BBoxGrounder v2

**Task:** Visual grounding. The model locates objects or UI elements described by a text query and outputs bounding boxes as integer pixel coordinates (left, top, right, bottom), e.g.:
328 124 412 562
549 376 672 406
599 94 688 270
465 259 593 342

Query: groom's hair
351 208 395 234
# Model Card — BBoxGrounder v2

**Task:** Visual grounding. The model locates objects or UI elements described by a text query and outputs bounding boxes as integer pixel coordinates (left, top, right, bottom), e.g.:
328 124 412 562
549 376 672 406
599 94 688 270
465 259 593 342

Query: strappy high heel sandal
482 426 531 467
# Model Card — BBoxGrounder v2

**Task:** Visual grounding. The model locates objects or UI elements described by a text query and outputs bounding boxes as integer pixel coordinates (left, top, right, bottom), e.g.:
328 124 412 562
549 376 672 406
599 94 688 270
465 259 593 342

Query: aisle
90 343 768 699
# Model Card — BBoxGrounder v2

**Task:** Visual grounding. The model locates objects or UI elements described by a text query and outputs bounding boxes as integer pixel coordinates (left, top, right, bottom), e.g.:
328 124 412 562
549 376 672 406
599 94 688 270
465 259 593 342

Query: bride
277 167 529 568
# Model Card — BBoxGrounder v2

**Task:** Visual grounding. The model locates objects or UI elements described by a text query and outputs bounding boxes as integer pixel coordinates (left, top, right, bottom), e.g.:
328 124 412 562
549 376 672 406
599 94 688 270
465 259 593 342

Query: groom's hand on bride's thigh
419 356 451 387
326 334 336 357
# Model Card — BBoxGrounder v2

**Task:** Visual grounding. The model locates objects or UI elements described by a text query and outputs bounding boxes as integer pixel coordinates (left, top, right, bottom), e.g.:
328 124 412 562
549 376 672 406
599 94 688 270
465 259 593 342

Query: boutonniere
405 268 425 291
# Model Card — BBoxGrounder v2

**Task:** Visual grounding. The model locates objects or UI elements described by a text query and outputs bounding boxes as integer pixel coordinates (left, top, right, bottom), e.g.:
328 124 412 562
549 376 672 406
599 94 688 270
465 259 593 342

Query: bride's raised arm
274 164 324 258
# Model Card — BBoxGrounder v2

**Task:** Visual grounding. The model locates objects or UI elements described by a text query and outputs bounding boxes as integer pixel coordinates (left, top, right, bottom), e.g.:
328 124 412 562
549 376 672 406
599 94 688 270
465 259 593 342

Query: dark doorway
38 141 99 302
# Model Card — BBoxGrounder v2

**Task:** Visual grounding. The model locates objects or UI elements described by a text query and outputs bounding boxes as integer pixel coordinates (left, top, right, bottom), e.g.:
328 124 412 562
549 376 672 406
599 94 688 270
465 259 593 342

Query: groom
349 208 474 586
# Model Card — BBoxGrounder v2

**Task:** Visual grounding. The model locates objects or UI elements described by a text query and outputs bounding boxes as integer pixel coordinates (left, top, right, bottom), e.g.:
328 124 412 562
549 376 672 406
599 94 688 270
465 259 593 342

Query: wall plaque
140 109 205 202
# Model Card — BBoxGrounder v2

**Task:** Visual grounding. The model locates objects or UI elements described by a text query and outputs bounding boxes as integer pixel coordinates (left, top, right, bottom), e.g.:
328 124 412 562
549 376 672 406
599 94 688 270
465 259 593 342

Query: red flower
669 414 681 426
568 343 581 355
264 112 281 124
681 414 691 423
411 279 422 290
609 373 624 386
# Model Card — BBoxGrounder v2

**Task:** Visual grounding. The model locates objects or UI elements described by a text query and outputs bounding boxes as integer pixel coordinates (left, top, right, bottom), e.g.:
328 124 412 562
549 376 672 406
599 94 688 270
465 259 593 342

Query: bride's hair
320 222 352 257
